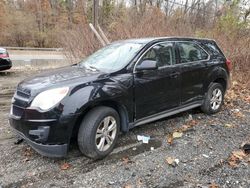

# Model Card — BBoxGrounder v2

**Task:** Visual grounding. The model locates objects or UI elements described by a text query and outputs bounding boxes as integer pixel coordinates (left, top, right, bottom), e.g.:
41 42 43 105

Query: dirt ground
0 68 249 188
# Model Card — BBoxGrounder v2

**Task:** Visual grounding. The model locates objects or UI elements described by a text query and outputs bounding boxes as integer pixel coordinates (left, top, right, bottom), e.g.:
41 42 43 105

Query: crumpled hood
17 65 105 96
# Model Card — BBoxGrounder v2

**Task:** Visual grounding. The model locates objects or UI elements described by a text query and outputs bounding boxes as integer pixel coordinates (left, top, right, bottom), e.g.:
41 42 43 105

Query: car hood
17 65 106 96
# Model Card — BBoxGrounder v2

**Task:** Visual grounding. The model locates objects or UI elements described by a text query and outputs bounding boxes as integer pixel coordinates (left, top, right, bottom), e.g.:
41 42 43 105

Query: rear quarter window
203 41 224 57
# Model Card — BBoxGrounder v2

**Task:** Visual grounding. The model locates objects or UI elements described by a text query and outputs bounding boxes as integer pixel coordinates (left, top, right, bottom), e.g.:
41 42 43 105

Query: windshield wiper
84 64 99 71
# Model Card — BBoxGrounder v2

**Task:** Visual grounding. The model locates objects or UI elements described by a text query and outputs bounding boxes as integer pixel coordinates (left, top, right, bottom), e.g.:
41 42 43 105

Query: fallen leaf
233 111 245 118
167 134 173 144
23 147 33 157
228 150 247 167
209 182 219 188
228 155 239 167
232 150 246 160
225 123 233 128
166 157 175 165
173 132 183 138
232 81 238 86
181 125 191 131
188 119 198 126
123 184 132 188
122 156 133 165
166 156 179 167
245 96 250 103
60 162 71 170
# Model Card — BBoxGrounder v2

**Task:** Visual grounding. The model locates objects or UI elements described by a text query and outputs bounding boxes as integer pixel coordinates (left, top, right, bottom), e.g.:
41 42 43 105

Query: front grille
11 88 32 117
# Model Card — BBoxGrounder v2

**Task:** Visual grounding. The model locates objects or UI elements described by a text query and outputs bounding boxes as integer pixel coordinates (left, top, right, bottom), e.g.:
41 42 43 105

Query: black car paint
0 48 12 71
9 37 229 157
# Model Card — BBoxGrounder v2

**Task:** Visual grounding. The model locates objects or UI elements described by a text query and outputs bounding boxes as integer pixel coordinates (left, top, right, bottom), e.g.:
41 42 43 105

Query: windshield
79 42 144 72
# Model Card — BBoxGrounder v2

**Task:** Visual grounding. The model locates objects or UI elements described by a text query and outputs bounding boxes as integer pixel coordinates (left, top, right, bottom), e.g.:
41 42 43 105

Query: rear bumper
12 127 68 157
0 59 12 70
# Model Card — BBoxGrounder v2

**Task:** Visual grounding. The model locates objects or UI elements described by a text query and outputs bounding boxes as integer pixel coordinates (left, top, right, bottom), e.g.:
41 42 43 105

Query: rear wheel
78 106 120 159
201 83 224 114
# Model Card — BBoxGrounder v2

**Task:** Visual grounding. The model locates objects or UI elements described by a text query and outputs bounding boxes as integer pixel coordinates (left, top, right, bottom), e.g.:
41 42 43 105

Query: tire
78 106 120 160
201 83 224 115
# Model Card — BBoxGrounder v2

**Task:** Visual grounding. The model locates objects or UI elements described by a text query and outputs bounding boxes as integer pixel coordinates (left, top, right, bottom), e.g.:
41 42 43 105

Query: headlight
30 87 69 110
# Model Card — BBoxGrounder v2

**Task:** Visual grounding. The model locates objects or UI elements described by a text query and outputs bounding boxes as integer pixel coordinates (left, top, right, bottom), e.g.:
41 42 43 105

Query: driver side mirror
135 60 158 71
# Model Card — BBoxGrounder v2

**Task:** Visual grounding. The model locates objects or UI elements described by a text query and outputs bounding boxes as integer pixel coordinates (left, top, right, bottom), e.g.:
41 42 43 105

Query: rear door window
177 42 209 63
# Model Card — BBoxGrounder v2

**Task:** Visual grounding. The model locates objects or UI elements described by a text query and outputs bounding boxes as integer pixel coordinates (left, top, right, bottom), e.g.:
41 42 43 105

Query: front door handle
170 72 180 78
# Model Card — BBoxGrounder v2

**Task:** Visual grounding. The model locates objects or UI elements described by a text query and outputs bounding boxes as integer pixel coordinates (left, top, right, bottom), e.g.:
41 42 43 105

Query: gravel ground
0 68 249 188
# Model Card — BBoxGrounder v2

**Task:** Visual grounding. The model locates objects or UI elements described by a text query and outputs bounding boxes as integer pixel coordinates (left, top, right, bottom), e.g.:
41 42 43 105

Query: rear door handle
170 72 180 78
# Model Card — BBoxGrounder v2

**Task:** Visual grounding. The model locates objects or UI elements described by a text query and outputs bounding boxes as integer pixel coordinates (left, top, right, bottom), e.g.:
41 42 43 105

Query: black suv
9 37 231 159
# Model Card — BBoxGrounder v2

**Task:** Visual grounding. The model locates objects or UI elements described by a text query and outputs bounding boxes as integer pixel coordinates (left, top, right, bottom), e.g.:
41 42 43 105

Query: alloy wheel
210 88 222 110
95 116 117 152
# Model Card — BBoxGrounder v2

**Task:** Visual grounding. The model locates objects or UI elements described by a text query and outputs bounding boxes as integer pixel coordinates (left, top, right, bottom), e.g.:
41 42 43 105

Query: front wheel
201 83 224 115
78 106 120 159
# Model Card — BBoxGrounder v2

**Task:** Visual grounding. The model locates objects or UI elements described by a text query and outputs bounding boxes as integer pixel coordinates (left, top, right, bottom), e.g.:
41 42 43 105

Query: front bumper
11 126 68 157
9 111 77 158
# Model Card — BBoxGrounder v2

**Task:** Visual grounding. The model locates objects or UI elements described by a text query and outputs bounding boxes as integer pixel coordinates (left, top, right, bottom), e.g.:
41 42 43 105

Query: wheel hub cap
210 88 222 110
95 116 117 152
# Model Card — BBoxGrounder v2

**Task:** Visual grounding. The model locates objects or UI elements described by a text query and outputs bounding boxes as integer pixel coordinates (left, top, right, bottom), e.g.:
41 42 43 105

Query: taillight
0 53 9 58
226 59 232 72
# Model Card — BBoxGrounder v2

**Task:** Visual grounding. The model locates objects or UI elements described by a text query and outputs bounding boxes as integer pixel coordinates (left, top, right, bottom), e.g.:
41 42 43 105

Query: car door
134 42 181 120
176 41 210 105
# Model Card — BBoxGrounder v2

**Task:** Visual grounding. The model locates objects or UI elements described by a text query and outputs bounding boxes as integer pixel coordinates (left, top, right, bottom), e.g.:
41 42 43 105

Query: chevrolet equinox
9 37 231 159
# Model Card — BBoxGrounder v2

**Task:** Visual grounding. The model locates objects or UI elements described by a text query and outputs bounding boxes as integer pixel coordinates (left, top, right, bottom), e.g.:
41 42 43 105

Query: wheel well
71 101 129 139
213 78 227 91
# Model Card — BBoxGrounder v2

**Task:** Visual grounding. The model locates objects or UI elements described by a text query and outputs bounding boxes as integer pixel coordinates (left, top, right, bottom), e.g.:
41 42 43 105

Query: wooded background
0 0 249 75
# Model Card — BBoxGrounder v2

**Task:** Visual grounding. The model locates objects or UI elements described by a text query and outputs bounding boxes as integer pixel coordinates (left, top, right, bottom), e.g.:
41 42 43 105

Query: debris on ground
108 181 116 185
202 154 209 158
242 144 250 154
123 184 132 188
224 123 234 128
166 157 179 167
23 147 33 158
60 162 71 170
209 182 219 188
137 135 150 143
233 110 245 119
14 137 23 145
167 134 173 144
172 131 183 138
228 150 248 168
187 114 193 121
122 156 133 165
167 119 199 145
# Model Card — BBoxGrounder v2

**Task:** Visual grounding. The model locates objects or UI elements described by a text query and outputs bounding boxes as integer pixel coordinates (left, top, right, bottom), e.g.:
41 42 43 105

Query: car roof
119 37 214 44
